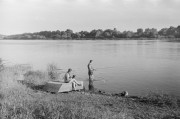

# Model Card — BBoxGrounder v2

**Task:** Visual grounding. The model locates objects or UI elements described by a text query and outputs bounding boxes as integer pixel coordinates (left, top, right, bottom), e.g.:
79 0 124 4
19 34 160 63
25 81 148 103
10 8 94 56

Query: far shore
1 25 180 40
1 38 180 41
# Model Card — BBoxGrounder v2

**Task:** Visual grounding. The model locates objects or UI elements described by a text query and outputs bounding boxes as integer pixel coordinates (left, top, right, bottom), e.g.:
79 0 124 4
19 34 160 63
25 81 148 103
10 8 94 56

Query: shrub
47 63 61 81
24 70 49 87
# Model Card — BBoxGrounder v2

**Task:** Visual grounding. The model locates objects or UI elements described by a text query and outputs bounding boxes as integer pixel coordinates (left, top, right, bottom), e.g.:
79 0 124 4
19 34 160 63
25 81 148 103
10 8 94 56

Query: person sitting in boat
64 68 81 90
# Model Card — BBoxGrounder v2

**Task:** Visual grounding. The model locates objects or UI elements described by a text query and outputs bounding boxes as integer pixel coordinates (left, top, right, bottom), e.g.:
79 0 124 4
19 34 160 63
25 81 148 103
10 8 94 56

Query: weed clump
23 70 49 89
47 63 62 81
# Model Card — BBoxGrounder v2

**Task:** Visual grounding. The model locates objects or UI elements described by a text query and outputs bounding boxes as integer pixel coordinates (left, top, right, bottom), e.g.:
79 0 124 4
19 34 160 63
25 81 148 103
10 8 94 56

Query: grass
23 70 49 89
140 91 179 108
0 63 180 119
47 63 62 81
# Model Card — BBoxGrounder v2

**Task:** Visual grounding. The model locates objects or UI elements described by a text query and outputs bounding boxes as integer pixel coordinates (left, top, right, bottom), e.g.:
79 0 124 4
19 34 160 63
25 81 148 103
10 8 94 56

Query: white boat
43 81 84 93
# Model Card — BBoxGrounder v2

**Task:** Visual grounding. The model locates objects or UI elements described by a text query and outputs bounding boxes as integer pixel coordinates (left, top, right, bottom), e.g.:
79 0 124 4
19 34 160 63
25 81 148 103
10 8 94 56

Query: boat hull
43 81 84 93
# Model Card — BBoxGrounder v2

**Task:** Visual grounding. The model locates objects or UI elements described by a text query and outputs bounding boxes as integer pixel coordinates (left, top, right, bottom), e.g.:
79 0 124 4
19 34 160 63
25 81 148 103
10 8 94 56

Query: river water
0 40 180 95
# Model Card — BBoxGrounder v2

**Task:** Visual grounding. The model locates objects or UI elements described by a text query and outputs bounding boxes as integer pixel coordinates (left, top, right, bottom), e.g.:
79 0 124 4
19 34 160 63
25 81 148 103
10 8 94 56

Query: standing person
87 60 95 91
64 68 81 90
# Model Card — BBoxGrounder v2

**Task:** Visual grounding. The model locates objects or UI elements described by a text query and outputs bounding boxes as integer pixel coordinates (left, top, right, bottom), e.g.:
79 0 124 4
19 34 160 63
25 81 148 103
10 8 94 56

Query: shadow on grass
134 92 180 108
30 84 45 91
19 81 45 92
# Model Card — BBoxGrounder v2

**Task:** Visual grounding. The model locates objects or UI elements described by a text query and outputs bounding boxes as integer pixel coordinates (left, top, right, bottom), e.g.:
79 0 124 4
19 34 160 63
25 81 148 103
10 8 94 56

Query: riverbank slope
0 65 180 119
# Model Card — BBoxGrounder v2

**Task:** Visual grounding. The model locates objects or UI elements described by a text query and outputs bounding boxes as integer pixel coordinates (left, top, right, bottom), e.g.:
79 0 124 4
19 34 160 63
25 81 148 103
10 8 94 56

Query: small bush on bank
23 63 63 89
47 63 61 81
24 70 49 88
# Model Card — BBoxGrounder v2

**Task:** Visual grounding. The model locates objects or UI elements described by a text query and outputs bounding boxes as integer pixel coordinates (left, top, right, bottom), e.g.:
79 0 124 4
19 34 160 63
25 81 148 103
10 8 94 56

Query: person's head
89 60 93 63
67 68 72 73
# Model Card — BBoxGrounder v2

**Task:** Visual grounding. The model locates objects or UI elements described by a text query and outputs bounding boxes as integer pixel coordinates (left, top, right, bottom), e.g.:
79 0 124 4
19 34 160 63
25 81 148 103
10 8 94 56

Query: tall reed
47 63 62 81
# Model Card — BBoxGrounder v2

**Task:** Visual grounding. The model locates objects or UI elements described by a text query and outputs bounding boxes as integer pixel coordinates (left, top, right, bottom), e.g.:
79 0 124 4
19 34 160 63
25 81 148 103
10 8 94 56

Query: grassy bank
0 64 180 119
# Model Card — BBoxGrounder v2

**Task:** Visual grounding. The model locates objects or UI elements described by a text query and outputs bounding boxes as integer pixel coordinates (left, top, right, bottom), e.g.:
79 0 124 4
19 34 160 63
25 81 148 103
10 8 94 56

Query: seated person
64 68 81 90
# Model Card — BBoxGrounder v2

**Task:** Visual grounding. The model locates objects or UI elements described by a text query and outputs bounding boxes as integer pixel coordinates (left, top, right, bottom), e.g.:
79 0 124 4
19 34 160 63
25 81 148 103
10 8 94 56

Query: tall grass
47 63 62 81
24 70 49 88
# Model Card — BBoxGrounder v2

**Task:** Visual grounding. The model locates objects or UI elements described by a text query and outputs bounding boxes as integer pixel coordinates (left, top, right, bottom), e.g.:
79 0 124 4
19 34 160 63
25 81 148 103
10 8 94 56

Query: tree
56 30 61 35
37 31 52 38
52 34 61 39
112 28 121 38
122 31 134 38
103 29 113 38
72 32 81 39
66 29 73 39
89 30 97 38
150 28 158 38
144 28 158 38
175 26 180 38
137 28 143 37
166 26 176 38
61 31 68 39
158 28 168 36
79 31 89 38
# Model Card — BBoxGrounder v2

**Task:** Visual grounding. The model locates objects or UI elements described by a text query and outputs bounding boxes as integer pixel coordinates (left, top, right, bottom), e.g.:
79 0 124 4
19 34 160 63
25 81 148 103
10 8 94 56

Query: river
0 40 180 95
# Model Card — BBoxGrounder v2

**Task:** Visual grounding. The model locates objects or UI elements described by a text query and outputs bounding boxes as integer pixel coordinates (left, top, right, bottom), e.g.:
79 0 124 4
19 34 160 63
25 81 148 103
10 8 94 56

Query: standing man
87 60 95 91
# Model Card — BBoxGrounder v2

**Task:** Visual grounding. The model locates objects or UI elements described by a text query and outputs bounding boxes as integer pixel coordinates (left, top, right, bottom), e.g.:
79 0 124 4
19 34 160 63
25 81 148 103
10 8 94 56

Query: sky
0 0 180 35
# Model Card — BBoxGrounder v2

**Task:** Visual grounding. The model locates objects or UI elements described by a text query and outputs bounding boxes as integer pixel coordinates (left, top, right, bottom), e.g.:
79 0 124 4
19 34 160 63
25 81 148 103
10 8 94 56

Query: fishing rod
93 79 106 83
95 66 114 70
53 66 109 82
76 76 106 83
54 65 114 71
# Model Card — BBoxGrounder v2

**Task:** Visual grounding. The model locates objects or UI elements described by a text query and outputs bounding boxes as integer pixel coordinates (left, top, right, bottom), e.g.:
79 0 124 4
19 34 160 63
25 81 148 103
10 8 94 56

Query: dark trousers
88 75 94 91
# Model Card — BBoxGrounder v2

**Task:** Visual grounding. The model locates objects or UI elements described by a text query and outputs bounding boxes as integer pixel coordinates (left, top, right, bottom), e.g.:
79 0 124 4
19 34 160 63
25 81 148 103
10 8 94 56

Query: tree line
4 25 180 40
